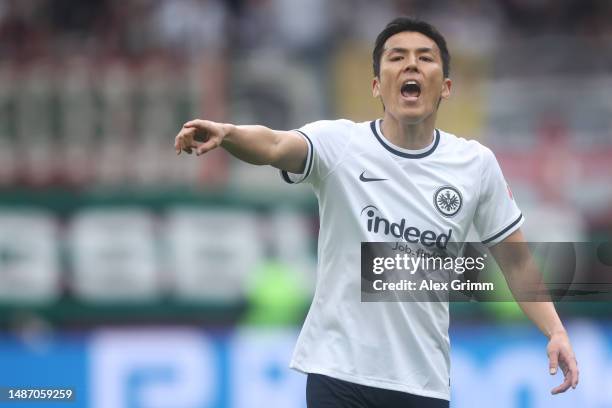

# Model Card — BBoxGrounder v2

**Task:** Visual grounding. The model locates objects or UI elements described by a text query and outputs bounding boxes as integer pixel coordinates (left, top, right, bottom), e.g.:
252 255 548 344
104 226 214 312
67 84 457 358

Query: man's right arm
174 119 308 174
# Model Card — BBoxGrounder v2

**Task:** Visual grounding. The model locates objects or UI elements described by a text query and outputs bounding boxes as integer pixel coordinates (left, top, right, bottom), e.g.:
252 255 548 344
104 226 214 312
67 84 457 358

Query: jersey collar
370 119 440 159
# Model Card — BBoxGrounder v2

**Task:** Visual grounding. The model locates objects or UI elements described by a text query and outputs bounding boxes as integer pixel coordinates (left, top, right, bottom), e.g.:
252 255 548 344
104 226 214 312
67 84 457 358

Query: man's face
373 31 451 124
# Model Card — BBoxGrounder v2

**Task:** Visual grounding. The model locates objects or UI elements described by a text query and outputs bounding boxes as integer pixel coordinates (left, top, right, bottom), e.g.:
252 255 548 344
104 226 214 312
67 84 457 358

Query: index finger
183 119 208 129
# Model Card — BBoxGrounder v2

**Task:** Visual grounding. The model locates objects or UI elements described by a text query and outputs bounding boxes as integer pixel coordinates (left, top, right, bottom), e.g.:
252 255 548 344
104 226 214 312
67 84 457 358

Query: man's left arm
490 229 579 395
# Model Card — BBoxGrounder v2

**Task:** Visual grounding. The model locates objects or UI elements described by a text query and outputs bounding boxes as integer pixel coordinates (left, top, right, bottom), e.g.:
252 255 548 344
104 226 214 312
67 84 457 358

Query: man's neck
380 112 437 150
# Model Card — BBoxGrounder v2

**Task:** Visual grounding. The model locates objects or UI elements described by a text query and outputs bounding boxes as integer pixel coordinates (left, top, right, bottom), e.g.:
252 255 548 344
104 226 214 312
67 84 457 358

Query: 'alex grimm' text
372 278 494 292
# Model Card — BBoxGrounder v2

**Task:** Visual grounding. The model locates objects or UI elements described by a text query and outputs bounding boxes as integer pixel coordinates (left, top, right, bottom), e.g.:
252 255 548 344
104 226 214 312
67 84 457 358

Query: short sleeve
474 147 524 246
280 119 353 185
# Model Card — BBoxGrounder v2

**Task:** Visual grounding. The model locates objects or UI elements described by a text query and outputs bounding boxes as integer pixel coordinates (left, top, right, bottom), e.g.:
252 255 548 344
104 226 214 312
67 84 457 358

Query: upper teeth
405 81 418 86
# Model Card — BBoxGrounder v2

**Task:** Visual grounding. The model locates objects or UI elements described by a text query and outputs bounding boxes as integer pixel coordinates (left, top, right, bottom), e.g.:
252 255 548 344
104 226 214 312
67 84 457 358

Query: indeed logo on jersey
361 205 452 249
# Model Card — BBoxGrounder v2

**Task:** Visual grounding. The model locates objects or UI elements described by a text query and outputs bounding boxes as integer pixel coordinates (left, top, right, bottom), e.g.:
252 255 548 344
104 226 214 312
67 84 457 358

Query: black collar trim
370 119 440 159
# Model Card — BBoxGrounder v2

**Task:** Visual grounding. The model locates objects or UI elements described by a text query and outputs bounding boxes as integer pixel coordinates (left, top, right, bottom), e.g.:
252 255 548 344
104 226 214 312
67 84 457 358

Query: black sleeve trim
281 130 314 184
481 213 523 245
281 170 294 184
297 130 314 180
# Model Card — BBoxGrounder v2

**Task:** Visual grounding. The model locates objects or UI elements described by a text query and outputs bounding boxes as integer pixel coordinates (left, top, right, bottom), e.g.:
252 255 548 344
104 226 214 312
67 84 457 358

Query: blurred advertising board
0 322 610 408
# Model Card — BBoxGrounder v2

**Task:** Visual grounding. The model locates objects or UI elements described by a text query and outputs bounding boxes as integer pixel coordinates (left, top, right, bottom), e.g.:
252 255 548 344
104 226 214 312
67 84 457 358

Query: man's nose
404 55 418 72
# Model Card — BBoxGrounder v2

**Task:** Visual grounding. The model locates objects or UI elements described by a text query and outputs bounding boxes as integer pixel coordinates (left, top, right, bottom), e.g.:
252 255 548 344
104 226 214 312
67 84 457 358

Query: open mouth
400 81 421 99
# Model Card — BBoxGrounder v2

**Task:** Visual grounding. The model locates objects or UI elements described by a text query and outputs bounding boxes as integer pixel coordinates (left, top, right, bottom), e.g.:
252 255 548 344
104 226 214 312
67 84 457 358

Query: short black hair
373 17 450 79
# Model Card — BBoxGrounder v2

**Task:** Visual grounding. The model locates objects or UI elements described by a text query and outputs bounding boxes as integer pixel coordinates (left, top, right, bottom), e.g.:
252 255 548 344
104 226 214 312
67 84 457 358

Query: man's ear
441 78 452 100
372 77 380 98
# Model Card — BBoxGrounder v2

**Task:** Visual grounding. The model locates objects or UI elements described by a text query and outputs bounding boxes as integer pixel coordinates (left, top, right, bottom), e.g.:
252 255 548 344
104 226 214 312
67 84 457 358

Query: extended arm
174 119 308 174
490 229 579 394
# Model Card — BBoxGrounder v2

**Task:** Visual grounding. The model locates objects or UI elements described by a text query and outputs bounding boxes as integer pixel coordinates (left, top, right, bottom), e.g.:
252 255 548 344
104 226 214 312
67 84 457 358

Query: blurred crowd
2 0 612 60
0 0 611 218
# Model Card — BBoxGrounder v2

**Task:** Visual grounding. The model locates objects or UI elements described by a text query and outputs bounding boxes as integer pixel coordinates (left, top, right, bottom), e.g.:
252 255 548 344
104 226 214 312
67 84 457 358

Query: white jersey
281 118 523 400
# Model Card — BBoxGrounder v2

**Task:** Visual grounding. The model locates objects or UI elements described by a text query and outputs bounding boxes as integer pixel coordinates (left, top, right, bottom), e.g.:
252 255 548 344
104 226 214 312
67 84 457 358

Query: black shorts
306 373 449 408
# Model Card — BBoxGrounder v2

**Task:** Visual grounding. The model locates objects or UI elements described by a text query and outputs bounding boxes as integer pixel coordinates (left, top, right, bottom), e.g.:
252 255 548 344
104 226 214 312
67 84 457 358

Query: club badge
434 185 462 217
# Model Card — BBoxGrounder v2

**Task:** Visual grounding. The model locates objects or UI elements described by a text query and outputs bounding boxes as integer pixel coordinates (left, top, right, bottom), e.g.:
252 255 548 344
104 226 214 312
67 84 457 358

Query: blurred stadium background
0 0 611 407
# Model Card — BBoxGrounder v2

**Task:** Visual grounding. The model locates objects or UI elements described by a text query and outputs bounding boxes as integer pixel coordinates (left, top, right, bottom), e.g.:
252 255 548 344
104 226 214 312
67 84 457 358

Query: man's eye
420 56 434 62
390 56 403 61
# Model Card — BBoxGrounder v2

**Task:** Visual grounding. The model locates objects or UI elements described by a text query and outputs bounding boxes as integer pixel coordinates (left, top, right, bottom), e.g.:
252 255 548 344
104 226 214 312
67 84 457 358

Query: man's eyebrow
385 47 435 54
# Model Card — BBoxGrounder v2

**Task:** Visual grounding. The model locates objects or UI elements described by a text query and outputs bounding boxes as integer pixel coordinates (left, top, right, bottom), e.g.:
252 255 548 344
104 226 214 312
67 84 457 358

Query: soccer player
174 17 579 408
